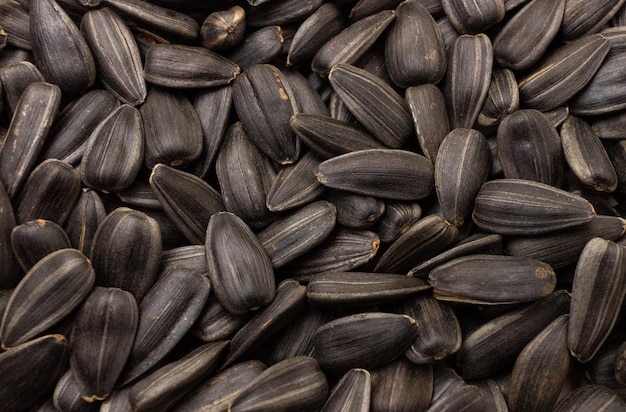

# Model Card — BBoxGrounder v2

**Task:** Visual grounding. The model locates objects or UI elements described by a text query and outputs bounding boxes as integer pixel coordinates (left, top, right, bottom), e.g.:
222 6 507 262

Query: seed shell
11 219 71 273
1 248 94 349
561 0 626 40
282 69 330 117
0 183 19 288
374 201 423 244
70 287 138 402
321 368 370 412
200 5 245 51
245 0 324 28
0 61 46 120
225 26 283 72
370 357 432 412
0 0 31 50
478 68 519 126
328 190 384 229
427 383 488 412
64 188 106 259
52 369 99 412
442 0 505 34
192 295 249 343
554 384 626 412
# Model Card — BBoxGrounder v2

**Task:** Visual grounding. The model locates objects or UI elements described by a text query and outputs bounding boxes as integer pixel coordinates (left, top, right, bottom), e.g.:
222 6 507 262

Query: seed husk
374 201 423 244
385 0 446 87
0 0 31 50
370 357 432 412
313 312 418 374
321 368 370 412
435 128 491 226
429 254 556 305
0 61 46 120
170 360 267 412
192 295 250 343
81 7 146 106
560 115 618 192
129 341 229 412
475 379 508 412
568 238 626 363
258 201 336 268
328 190 384 229
216 122 277 229
266 151 326 213
64 188 106 259
518 33 610 111
0 183 20 289
200 5 246 51
287 2 345 67
560 0 626 40
442 0 505 34
328 64 413 148
374 214 458 275
554 384 626 412
497 109 564 187
456 289 571 379
205 211 276 315
0 82 61 199
0 334 69 412
428 383 489 412
312 10 395 76
492 0 565 71
11 219 71 273
232 64 300 165
245 0 324 28
307 271 430 307
230 356 329 412
99 388 131 412
79 104 144 193
52 369 99 412
144 44 239 89
90 207 161 302
317 149 434 201
149 163 225 245
120 266 211 386
158 245 206 277
70 287 138 402
1 248 95 349
224 26 283 72
405 83 450 162
472 179 596 235
395 293 462 364
592 110 626 140
222 279 307 368
507 315 570 412
282 69 330 117
478 68 519 126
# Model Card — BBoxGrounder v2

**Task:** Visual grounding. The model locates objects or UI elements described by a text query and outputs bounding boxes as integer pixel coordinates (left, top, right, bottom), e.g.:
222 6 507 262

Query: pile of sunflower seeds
3 0 626 410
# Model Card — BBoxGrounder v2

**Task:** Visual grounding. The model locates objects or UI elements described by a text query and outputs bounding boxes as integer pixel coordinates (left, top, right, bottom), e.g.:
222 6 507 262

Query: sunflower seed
245 0 324 28
374 201 423 244
442 0 505 34
30 0 96 94
70 287 138 402
554 384 626 412
0 0 31 50
0 183 19 289
11 219 71 273
1 248 94 349
568 238 626 363
370 357 432 412
81 7 146 106
282 68 330 116
328 190 384 229
192 295 250 343
99 388 131 412
428 383 488 412
561 0 626 40
321 368 370 412
64 188 106 259
52 370 99 412
200 5 246 51
224 26 283 72
0 61 45 120
478 68 519 126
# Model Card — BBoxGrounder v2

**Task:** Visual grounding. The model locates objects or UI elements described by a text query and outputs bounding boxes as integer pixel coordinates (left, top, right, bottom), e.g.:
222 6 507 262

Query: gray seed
200 6 246 51
442 0 505 34
370 357 432 412
11 219 71 273
321 368 370 412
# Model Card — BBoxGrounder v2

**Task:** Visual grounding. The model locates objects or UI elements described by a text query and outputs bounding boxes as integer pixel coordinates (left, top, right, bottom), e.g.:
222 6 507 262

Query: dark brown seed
427 383 488 412
472 179 596 235
15 159 81 226
225 26 283 72
30 0 96 94
1 248 95 349
555 384 626 411
370 357 432 412
592 110 626 140
435 128 491 226
144 44 239 89
395 294 461 364
0 334 68 412
64 188 106 259
230 356 329 412
349 0 403 21
385 0 447 87
328 64 413 148
561 115 618 192
205 212 276 315
232 64 300 165
505 215 626 270
200 6 246 51
0 0 30 50
317 149 434 201
282 69 330 117
71 287 138 401
561 0 625 40
375 202 423 244
192 295 249 343
103 0 199 42
80 104 144 193
478 68 519 126
287 2 345 67
222 279 307 368
0 183 20 288
171 360 266 412
496 109 564 187
568 238 626 363
0 82 61 198
493 0 565 70
11 219 71 273
313 312 418 374
437 16 460 48
99 388 132 412
81 7 146 106
456 290 571 379
518 34 610 111
442 0 505 34
405 84 450 163
266 151 326 213
475 379 508 412
216 122 277 229
429 254 556 304
158 245 206 277
321 368 370 412
374 215 458 274
609 140 626 196
508 315 570 412
444 34 493 129
120 266 211 386
149 163 225 245
52 369 99 412
328 190 385 229
0 61 46 120
39 89 119 166
90 207 161 302
312 10 395 76
307 272 430 307
246 0 324 28
129 341 229 412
